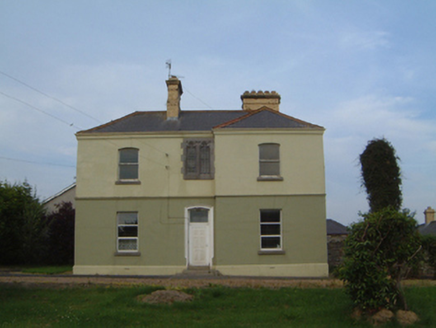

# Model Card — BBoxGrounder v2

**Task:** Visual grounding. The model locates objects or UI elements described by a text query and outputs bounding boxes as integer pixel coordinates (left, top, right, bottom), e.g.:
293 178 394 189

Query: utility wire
0 71 172 166
0 156 75 168
184 87 214 109
1 71 169 157
0 70 101 123
0 91 82 130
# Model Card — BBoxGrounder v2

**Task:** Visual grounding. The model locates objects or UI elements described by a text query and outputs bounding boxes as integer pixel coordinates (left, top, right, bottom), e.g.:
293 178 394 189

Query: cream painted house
73 77 328 277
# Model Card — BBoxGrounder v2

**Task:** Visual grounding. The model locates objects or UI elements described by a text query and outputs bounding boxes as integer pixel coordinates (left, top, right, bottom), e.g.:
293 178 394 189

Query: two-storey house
73 76 328 277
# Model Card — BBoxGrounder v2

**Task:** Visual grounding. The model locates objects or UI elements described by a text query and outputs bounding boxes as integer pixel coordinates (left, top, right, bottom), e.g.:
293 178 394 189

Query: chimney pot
241 90 281 111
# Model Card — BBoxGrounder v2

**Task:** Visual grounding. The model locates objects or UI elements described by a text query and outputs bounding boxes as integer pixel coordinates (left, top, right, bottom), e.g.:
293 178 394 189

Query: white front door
187 207 211 267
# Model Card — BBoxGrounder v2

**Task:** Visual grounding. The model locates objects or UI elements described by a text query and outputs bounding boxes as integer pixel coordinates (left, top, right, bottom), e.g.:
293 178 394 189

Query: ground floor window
117 212 138 252
260 209 282 250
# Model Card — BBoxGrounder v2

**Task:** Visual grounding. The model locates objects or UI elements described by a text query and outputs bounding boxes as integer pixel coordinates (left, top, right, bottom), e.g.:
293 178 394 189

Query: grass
1 285 435 327
20 266 73 275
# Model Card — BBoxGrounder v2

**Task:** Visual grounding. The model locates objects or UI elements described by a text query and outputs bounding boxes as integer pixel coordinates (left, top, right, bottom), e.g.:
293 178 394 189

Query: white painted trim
73 265 185 276
216 263 329 277
73 263 328 277
184 206 214 268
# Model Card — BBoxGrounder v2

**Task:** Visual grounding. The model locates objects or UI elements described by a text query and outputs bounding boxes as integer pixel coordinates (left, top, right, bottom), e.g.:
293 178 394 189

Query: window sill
258 250 286 255
115 180 141 185
114 252 141 257
183 175 214 180
257 176 284 181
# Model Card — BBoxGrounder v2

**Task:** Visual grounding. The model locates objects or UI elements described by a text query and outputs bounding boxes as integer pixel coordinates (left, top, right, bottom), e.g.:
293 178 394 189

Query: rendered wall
214 130 325 196
74 197 214 275
76 133 215 199
74 194 328 277
74 128 327 277
214 195 327 276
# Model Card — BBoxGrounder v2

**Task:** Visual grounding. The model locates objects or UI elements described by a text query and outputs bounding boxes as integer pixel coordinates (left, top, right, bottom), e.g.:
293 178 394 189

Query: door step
177 267 221 277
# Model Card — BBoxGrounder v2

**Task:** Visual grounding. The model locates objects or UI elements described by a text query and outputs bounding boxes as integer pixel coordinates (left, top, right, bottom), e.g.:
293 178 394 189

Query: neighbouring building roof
42 183 76 213
326 219 349 235
78 108 323 134
418 221 436 236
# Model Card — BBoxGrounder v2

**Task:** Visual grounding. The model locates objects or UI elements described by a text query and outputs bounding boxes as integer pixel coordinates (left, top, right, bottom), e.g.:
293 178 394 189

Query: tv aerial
165 60 184 79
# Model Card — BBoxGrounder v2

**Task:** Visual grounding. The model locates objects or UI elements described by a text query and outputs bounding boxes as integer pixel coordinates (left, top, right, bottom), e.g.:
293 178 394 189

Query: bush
0 181 47 265
359 138 402 212
45 202 75 265
0 181 75 266
338 208 422 312
421 235 436 278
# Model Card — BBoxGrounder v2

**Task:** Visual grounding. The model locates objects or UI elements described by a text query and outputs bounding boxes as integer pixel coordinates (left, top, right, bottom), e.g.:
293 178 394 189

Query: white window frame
118 148 139 182
117 212 139 253
258 143 283 181
259 209 282 251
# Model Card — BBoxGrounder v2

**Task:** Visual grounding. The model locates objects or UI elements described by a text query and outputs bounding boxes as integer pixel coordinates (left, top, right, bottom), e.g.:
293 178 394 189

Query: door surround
184 206 214 268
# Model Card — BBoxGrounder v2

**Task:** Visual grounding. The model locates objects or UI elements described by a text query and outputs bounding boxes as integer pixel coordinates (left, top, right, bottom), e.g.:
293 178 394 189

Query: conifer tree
359 138 402 212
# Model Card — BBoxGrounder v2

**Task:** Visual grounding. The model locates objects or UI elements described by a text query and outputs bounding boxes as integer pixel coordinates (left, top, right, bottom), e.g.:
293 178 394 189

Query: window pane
118 226 138 237
118 212 138 225
200 145 210 174
261 224 280 235
259 144 279 160
189 208 209 223
120 149 138 163
119 165 138 180
261 210 280 222
261 237 281 249
118 239 137 251
186 146 197 174
260 162 280 176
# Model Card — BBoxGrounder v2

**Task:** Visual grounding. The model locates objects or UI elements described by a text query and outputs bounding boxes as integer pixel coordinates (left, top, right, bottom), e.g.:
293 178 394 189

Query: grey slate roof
326 219 349 235
418 221 436 236
79 108 323 134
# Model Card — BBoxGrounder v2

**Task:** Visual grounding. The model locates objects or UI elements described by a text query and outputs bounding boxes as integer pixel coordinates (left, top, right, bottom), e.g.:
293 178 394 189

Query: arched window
118 148 139 181
258 143 281 179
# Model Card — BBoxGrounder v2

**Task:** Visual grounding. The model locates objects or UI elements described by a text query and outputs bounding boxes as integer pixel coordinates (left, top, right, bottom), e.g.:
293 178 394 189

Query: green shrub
359 138 402 212
338 208 421 312
421 235 436 278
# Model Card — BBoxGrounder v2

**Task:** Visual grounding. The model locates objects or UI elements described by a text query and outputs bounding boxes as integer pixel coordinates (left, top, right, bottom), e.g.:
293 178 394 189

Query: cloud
322 93 436 224
340 30 391 51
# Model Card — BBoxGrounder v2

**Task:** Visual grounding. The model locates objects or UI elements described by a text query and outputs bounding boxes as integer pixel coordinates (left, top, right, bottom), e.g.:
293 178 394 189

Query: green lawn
0 285 435 327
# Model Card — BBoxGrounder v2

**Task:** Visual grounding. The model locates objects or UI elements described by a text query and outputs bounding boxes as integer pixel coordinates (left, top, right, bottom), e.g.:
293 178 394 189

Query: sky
1 1 435 226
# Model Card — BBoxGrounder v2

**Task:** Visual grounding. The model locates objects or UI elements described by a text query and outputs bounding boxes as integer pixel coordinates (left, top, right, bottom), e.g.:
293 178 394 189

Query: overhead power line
0 70 101 123
0 156 76 168
184 88 214 109
0 91 82 130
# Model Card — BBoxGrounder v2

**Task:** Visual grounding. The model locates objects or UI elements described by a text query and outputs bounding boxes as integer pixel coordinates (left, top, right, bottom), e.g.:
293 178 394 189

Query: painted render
74 78 328 277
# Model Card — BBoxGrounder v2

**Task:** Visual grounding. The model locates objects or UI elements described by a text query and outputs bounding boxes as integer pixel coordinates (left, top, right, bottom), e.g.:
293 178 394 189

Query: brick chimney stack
241 90 281 112
166 76 183 120
424 206 435 225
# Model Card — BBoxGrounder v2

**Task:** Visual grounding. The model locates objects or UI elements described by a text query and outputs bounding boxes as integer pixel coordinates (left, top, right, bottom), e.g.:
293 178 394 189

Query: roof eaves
76 111 165 135
42 183 76 204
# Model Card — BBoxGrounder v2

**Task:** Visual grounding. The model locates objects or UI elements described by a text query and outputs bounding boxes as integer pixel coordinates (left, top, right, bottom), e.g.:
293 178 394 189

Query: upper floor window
118 148 139 181
182 139 214 180
258 143 283 181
